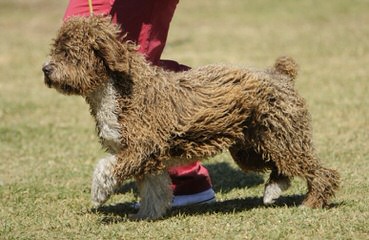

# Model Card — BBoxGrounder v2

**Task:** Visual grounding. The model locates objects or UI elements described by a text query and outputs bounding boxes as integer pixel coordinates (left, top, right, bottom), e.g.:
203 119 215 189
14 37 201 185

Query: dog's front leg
91 154 120 207
133 171 172 220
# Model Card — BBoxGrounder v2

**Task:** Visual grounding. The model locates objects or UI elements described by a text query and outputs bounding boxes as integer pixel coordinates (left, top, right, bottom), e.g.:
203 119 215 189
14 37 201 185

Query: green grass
1 0 369 239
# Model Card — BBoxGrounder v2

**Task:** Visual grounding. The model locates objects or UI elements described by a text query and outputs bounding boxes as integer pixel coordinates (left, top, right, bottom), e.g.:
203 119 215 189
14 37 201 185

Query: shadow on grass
169 194 306 217
204 162 265 192
91 194 307 224
91 203 136 224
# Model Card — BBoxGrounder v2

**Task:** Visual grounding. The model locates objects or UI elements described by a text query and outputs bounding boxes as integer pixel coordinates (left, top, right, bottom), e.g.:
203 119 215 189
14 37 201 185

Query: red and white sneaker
172 188 216 207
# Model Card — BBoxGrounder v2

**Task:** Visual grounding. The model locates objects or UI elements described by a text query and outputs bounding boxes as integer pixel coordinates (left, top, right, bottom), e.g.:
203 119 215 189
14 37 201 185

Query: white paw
91 155 118 207
263 179 290 205
263 182 283 205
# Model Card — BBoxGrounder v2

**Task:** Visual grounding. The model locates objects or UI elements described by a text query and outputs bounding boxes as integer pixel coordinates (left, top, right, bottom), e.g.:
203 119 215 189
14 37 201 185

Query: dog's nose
42 64 53 76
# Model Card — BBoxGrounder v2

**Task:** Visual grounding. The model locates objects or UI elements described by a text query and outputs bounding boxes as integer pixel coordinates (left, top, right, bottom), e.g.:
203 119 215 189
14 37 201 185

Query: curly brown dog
42 16 340 220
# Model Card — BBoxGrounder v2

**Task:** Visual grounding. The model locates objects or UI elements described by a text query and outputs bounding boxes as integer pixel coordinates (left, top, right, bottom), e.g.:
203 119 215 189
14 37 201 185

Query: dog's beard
44 75 53 88
58 83 80 95
44 76 81 95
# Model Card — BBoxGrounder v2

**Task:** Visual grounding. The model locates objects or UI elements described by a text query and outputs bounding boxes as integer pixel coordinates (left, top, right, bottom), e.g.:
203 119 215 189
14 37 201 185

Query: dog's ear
93 35 130 73
90 18 131 73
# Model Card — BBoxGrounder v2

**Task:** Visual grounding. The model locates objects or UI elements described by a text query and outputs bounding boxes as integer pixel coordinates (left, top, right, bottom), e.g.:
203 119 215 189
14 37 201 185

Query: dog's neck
114 45 172 90
85 80 123 153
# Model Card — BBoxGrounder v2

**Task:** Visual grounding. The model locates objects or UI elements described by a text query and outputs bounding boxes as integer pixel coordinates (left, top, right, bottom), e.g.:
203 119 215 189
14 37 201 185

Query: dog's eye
62 51 69 59
53 48 68 59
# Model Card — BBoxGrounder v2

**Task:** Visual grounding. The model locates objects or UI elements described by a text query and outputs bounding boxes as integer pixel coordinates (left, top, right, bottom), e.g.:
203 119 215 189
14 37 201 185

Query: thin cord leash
88 0 94 16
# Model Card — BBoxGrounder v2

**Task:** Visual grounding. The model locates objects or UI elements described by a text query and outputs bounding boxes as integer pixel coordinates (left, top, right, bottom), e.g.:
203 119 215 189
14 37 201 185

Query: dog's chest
89 83 122 153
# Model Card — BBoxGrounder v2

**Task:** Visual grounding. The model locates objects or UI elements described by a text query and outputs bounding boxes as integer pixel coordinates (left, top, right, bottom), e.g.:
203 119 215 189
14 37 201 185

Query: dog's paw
91 155 119 207
263 179 290 205
263 182 283 205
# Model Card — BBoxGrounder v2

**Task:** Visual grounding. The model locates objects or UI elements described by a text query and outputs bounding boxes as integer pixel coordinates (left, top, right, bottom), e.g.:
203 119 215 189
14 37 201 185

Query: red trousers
64 0 212 195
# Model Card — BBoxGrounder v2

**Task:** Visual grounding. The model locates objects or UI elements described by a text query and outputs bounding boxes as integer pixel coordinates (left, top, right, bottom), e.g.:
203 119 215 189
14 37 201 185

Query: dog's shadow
93 195 307 224
205 162 264 193
94 195 342 224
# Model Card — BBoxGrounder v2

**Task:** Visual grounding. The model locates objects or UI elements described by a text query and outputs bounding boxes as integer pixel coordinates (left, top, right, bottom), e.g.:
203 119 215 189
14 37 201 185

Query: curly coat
43 16 339 219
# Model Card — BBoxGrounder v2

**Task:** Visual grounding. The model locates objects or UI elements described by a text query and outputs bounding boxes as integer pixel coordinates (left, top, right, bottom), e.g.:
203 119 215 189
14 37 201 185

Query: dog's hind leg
133 171 172 220
301 163 340 208
258 145 339 208
229 144 271 172
91 154 120 207
229 144 290 204
263 168 291 205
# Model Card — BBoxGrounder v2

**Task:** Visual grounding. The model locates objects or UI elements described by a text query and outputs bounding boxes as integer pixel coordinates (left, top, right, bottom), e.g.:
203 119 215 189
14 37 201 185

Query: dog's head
42 16 136 96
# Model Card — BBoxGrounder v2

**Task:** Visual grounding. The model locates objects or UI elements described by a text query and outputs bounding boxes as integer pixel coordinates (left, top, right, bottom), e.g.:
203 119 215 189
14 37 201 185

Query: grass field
1 0 369 239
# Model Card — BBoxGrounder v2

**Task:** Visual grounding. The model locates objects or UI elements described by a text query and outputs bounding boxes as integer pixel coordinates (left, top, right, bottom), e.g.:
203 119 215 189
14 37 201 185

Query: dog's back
166 57 302 160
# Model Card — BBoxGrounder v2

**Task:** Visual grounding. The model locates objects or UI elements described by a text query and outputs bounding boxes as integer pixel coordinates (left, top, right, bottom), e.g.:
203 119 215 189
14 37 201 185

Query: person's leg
64 0 111 20
157 59 191 72
168 162 215 207
110 0 178 65
112 0 216 206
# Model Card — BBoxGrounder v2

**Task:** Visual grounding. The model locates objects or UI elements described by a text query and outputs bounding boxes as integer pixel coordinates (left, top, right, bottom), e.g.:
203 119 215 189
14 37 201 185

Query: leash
88 0 94 16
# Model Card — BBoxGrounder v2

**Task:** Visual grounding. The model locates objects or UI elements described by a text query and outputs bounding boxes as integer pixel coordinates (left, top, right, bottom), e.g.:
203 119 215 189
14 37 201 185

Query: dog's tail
274 56 298 80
